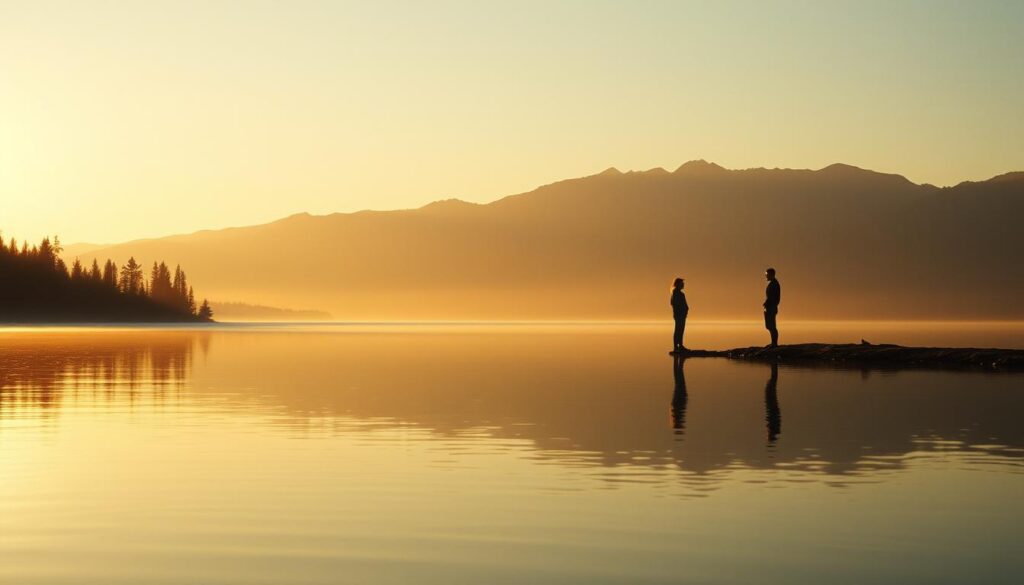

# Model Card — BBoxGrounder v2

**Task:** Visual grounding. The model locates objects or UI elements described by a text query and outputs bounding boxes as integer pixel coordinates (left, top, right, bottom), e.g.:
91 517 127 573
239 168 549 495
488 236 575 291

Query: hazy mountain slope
66 163 1024 320
209 301 332 322
60 242 107 258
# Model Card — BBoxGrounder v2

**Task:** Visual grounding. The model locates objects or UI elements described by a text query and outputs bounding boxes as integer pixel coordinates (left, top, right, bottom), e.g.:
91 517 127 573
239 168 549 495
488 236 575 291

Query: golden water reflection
2 327 1021 485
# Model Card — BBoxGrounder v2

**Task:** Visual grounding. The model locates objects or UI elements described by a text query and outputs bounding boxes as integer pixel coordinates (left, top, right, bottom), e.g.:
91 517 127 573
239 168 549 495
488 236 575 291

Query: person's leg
764 311 778 347
673 319 683 350
679 318 687 349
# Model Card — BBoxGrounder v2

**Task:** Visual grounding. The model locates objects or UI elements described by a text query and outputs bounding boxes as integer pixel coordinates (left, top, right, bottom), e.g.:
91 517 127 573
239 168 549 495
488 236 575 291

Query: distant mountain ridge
211 301 331 322
65 162 1024 320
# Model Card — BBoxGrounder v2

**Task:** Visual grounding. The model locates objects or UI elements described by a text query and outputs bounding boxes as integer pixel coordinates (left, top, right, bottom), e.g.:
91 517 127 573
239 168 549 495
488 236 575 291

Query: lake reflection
1 325 1022 584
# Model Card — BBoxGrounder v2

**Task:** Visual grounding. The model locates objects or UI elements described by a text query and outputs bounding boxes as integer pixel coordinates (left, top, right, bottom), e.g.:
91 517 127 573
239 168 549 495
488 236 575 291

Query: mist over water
1 323 1022 584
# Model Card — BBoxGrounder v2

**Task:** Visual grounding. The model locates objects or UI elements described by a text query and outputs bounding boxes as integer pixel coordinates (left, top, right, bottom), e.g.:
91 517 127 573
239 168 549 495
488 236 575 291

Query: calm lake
1 322 1022 584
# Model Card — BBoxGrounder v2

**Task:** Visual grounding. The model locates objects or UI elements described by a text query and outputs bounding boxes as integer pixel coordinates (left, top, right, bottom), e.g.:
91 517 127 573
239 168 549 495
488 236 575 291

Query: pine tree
70 259 84 280
35 239 56 268
148 261 173 304
90 259 102 281
150 261 160 296
119 257 144 295
172 265 185 309
197 299 213 321
38 237 54 264
103 260 118 289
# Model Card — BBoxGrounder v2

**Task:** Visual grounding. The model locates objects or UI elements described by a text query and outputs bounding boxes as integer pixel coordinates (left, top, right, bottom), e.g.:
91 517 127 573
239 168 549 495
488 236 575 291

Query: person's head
765 267 776 281
673 277 684 290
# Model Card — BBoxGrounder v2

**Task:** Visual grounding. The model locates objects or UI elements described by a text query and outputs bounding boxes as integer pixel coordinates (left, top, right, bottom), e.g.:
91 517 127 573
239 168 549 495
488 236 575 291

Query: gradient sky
2 0 1022 244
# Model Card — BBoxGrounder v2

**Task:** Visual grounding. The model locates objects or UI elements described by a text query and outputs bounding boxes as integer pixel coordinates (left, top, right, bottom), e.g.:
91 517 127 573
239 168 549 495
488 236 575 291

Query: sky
2 0 1022 245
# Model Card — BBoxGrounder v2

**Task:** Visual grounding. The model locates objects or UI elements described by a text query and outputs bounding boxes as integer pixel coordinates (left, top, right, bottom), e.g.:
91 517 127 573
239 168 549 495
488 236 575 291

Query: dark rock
675 343 1024 370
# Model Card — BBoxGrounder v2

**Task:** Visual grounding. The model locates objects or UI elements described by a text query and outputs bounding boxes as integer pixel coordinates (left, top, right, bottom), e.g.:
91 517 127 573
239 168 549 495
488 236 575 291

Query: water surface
1 323 1022 584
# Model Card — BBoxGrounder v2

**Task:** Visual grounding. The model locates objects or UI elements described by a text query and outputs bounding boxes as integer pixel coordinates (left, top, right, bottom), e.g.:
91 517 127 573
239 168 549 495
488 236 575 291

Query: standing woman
763 268 781 347
671 278 689 353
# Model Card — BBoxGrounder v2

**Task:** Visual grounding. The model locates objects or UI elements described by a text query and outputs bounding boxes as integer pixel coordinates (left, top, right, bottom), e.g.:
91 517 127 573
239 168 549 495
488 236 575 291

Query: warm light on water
1 323 1022 584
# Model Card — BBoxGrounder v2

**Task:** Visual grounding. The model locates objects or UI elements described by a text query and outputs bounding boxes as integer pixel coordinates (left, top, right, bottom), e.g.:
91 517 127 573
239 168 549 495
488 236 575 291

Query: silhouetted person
764 362 781 443
671 354 688 434
670 277 689 352
763 268 781 347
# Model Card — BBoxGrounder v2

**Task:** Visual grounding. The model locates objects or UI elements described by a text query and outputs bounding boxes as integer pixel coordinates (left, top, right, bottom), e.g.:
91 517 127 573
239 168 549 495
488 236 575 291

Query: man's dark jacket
765 279 781 312
671 289 689 320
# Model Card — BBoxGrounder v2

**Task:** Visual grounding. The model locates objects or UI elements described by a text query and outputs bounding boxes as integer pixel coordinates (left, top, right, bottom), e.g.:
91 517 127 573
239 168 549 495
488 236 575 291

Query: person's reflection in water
764 362 781 443
671 354 688 435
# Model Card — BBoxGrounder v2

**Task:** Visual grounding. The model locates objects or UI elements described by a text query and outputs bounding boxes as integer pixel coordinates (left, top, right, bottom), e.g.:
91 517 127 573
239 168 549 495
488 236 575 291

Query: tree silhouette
0 233 213 323
119 257 144 295
197 299 213 321
103 260 117 289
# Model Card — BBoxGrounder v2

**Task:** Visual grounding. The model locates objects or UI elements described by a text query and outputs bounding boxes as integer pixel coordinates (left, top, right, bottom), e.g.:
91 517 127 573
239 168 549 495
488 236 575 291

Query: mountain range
65 162 1024 320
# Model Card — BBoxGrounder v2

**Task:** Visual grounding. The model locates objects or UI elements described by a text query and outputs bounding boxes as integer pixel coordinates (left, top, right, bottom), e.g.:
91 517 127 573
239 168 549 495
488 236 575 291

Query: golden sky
2 0 1022 244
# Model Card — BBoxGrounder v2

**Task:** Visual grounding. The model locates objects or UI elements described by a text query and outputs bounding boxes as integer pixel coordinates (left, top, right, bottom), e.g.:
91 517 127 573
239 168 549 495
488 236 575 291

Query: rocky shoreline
671 343 1024 370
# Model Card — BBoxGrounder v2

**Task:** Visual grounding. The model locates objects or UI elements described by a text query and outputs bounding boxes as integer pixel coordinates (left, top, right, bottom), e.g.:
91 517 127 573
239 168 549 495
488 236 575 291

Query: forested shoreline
0 234 213 323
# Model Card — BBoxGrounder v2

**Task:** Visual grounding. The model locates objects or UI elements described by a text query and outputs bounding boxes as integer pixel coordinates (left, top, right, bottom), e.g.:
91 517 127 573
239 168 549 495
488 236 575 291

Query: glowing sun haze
2 0 1022 244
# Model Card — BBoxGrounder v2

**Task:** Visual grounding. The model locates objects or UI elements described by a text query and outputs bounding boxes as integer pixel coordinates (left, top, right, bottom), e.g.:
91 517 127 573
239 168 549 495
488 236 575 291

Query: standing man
763 268 781 347
671 277 689 353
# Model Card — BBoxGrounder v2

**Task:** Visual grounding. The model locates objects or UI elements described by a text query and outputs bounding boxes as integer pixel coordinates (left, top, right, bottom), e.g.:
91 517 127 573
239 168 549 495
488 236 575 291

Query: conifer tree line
0 233 213 322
